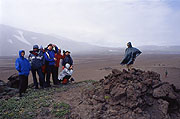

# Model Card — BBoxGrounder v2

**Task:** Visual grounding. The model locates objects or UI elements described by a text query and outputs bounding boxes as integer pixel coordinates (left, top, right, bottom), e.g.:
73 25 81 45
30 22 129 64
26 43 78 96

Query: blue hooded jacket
120 42 142 65
44 46 58 66
15 50 31 76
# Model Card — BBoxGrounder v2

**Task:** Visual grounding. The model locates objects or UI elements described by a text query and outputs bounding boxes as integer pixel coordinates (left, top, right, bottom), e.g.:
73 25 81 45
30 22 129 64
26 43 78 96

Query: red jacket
55 53 65 67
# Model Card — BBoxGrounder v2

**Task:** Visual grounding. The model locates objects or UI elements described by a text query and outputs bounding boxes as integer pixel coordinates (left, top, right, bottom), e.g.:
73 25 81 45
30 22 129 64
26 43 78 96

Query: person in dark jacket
120 42 142 71
15 50 31 97
44 44 58 86
28 45 45 89
62 51 73 67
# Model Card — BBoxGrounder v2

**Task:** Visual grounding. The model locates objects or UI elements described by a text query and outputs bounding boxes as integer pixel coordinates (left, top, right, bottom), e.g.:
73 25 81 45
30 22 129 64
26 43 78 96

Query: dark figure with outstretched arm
120 42 142 71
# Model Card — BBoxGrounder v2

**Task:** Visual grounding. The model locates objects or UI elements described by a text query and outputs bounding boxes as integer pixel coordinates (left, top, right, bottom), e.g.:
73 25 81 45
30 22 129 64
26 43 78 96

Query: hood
19 50 25 58
127 42 132 48
33 45 39 49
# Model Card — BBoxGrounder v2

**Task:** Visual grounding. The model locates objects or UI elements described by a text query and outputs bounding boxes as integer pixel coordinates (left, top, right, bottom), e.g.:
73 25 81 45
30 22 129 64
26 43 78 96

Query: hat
65 51 71 53
33 45 39 49
48 44 53 47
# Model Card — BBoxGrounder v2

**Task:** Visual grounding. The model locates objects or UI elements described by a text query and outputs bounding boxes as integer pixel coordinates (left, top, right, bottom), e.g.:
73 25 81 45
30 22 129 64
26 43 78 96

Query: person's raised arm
53 44 58 53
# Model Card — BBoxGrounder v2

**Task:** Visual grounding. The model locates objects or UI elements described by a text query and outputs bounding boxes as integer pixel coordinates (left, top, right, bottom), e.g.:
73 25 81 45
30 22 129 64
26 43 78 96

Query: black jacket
62 55 73 66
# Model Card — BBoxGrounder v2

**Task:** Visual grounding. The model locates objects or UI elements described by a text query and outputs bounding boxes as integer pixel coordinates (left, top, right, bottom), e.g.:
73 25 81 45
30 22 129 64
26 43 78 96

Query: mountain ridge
0 24 180 56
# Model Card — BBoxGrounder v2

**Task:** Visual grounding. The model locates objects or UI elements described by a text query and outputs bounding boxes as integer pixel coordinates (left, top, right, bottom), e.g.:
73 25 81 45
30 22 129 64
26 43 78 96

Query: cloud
1 0 180 47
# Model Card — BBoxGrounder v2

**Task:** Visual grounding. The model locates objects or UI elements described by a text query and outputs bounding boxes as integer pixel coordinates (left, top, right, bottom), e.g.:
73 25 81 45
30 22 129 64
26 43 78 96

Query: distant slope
0 24 179 56
0 24 122 56
139 45 180 54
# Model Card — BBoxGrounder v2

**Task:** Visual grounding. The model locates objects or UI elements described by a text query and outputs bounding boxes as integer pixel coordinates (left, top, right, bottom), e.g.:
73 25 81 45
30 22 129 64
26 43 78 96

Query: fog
1 0 180 47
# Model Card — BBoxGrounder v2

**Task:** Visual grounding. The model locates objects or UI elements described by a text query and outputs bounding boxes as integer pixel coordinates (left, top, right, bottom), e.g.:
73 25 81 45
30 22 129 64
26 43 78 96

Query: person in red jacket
54 49 65 84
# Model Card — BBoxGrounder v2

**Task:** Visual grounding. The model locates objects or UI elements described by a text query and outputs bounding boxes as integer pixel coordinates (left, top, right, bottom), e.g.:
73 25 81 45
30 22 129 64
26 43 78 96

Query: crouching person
58 63 74 84
15 50 31 97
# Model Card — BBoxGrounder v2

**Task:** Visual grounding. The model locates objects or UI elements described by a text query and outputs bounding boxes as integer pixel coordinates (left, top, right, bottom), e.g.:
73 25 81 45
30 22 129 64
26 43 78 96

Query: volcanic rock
84 68 180 119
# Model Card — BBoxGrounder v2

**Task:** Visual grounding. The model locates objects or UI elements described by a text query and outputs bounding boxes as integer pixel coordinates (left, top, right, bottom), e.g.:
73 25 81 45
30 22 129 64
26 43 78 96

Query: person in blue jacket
15 50 31 97
44 44 58 86
28 45 45 89
120 42 142 71
62 51 73 67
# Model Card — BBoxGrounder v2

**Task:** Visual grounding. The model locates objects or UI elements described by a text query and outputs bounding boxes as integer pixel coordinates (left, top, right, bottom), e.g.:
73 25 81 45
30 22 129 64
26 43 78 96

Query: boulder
7 73 20 89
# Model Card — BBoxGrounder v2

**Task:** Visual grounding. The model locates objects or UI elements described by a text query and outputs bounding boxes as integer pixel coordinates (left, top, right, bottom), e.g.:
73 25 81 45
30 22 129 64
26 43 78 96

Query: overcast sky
1 0 180 47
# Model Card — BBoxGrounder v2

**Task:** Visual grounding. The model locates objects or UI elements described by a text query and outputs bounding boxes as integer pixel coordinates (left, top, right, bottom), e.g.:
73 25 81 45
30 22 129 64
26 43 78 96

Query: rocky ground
83 69 180 119
0 69 180 119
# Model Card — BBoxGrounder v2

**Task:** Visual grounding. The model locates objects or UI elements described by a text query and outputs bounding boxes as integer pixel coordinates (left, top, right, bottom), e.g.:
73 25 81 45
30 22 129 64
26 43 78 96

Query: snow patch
109 49 118 52
8 39 13 44
13 30 31 46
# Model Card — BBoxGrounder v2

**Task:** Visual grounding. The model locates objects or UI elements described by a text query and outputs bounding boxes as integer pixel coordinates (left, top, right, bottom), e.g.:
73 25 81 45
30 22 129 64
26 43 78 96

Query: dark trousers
31 68 45 88
46 65 57 86
54 67 60 84
19 75 28 94
64 75 71 80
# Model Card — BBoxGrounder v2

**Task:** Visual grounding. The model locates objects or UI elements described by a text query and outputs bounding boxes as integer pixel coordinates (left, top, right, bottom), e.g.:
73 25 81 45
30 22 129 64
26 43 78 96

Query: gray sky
1 0 180 47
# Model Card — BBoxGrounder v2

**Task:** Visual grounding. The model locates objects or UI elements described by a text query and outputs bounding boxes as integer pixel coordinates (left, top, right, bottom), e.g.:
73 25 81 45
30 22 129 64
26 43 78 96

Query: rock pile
0 80 18 99
7 73 20 88
0 74 19 99
84 68 180 119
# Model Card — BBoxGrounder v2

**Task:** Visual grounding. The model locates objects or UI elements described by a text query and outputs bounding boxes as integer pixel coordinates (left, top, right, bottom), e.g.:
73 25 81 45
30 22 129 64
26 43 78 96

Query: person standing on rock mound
15 50 31 97
120 42 142 71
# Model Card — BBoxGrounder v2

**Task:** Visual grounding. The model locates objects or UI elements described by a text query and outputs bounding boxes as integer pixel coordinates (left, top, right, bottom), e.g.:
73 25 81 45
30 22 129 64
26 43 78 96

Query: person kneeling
58 63 74 84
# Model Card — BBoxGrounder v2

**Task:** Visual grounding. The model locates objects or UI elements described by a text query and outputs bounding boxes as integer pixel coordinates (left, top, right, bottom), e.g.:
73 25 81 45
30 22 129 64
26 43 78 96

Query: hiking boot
35 86 39 89
70 78 75 82
40 86 44 89
45 84 51 88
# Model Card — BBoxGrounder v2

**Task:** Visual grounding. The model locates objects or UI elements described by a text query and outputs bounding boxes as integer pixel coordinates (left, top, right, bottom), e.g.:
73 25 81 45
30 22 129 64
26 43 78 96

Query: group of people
15 44 74 97
15 42 142 97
